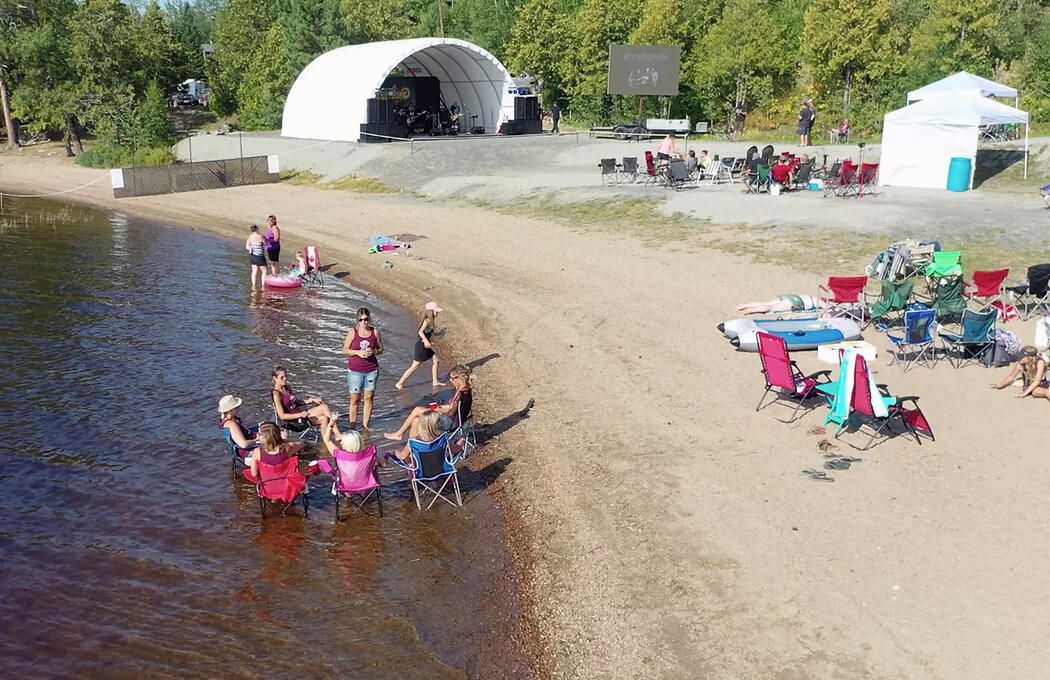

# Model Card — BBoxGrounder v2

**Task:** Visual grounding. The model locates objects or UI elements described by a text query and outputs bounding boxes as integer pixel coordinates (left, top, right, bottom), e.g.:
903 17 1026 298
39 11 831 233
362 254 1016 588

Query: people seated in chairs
219 394 257 463
389 409 464 463
384 364 473 441
736 294 827 315
271 365 333 433
770 156 794 190
321 418 364 457
991 346 1050 402
249 422 307 480
656 133 680 162
684 149 699 177
833 118 850 144
289 250 308 277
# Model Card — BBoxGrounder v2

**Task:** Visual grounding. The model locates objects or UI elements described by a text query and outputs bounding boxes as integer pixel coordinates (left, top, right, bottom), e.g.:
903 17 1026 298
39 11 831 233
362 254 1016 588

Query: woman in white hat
219 394 257 464
394 301 446 390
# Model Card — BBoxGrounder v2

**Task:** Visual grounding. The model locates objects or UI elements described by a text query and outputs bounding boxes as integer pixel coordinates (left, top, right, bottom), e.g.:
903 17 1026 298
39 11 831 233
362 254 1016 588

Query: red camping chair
755 332 833 422
841 355 934 450
643 151 659 186
819 275 869 325
300 245 324 286
964 268 1009 311
827 160 859 197
857 162 879 197
318 445 383 520
254 457 309 518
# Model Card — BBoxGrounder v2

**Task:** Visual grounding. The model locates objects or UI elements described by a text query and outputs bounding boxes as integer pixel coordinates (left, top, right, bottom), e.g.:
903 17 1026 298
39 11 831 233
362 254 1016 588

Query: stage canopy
879 93 1029 190
281 38 515 142
907 71 1018 105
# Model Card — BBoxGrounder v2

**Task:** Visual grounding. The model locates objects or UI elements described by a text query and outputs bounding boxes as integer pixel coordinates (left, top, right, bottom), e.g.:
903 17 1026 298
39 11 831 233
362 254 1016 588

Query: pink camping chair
255 457 309 518
318 445 383 520
755 332 833 422
842 355 934 450
299 245 324 286
964 268 1009 311
819 275 869 325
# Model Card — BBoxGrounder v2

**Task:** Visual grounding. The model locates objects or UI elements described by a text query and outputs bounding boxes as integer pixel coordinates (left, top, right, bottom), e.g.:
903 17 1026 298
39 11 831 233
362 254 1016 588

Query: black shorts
414 339 435 363
267 245 280 263
656 152 670 161
249 253 267 266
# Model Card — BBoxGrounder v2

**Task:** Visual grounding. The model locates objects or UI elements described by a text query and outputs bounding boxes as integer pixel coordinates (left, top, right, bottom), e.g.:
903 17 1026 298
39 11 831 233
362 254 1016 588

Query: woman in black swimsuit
394 301 446 390
245 224 267 290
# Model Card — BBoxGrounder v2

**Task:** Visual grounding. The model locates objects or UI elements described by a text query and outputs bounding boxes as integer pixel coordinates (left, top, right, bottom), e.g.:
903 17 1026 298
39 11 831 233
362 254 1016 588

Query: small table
817 340 878 365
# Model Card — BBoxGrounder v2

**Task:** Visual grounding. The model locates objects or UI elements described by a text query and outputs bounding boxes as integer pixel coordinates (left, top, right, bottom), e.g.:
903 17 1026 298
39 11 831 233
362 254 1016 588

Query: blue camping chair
938 308 997 368
389 432 463 511
887 308 938 371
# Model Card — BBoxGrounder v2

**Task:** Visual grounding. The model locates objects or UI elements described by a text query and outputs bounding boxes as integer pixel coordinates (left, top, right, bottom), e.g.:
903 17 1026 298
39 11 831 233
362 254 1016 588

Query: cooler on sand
946 157 972 192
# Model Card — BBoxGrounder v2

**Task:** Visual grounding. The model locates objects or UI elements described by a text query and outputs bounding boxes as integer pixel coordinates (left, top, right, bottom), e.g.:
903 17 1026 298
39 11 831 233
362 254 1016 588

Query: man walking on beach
550 102 561 134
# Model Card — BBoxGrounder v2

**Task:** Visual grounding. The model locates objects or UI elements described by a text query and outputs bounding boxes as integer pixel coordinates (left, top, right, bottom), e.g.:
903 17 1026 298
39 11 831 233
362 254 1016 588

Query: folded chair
598 158 618 185
299 245 325 287
820 352 934 450
389 433 463 511
964 268 1009 311
318 445 383 520
619 157 639 183
819 275 869 325
256 457 309 518
939 308 997 368
643 151 659 186
755 332 833 422
887 308 938 371
868 279 915 329
931 274 966 321
745 164 770 194
1006 263 1050 320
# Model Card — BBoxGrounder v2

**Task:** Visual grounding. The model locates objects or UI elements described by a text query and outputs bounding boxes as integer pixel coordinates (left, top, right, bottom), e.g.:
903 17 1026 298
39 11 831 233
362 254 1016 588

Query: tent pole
1024 123 1029 180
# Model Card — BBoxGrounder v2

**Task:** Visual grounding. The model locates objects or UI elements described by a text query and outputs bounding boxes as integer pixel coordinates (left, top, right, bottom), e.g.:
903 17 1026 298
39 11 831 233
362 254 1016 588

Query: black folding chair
598 158 618 185
619 157 639 183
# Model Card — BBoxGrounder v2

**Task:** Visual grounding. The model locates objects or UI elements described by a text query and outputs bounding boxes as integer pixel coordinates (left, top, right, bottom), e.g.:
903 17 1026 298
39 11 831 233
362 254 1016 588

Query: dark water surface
0 197 529 678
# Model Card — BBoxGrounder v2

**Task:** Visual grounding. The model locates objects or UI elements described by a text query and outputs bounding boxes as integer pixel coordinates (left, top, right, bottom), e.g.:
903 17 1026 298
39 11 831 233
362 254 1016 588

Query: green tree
237 21 297 129
207 0 278 116
563 0 644 122
340 0 414 42
803 0 899 115
505 0 577 102
136 80 173 147
630 0 685 46
907 0 1003 82
136 0 179 90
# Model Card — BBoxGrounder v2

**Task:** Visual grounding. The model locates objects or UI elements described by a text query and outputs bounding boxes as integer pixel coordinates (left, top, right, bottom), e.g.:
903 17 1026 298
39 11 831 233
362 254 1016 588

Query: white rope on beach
0 174 109 199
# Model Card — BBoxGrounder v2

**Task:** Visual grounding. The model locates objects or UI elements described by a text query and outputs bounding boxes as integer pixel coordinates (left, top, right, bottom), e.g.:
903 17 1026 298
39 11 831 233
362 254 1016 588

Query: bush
75 144 175 168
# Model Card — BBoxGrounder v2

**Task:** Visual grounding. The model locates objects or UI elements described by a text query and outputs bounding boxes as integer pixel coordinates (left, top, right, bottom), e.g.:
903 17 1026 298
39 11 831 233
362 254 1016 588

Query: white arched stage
281 38 516 143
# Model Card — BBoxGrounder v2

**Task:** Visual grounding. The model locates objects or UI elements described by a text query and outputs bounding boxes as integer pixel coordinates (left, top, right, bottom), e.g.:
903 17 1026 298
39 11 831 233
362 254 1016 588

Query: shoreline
0 167 549 677
7 151 1050 679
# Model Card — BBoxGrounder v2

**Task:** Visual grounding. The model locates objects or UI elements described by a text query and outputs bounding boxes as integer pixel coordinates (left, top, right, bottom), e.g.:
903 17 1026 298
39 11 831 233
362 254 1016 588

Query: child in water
289 250 308 277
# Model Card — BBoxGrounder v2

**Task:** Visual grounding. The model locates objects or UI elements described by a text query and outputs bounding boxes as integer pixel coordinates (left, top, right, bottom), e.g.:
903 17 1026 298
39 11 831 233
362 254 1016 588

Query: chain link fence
113 156 278 198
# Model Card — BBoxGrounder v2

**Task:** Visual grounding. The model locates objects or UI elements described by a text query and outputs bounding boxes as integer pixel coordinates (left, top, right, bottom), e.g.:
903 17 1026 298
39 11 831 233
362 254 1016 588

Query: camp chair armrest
893 396 922 409
805 369 833 382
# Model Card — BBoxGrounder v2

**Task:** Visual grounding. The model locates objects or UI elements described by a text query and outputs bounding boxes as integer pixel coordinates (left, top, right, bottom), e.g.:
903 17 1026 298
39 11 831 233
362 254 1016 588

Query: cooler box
946 157 972 192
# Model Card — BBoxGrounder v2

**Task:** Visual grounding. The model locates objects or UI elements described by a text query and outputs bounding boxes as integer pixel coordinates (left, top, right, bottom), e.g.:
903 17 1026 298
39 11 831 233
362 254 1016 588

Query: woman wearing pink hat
394 301 445 390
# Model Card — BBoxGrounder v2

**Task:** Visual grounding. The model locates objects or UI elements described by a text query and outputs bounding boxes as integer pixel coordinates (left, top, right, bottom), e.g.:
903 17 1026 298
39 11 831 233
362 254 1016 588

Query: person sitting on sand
385 364 473 442
736 295 827 315
250 422 307 479
389 409 464 462
219 394 258 463
991 346 1050 401
271 366 333 431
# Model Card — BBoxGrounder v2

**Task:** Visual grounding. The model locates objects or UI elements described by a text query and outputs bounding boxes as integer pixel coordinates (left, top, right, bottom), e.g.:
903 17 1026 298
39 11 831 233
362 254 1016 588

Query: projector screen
607 45 681 96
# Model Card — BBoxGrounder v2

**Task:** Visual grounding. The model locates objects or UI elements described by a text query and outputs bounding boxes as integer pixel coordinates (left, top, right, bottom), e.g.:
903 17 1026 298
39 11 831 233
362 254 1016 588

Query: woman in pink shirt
656 133 680 161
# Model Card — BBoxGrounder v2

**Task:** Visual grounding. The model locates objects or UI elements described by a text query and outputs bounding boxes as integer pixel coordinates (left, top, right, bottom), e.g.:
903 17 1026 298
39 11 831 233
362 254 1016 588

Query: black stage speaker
514 96 540 121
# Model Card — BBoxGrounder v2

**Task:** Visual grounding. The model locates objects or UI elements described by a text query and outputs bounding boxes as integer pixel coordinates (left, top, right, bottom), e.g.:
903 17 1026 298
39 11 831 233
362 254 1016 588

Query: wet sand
4 153 1050 679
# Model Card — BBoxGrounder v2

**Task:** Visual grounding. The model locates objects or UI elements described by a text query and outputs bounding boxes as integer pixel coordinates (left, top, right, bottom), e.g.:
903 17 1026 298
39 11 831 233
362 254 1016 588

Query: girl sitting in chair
385 364 472 441
271 366 333 432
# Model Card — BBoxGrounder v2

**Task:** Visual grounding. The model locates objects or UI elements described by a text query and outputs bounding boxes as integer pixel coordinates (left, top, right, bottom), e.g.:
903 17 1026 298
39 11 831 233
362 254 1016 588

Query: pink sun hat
425 301 443 313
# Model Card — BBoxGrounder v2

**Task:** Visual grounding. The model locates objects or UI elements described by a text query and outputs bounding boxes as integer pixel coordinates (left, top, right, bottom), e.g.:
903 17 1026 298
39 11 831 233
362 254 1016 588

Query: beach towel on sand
825 349 890 426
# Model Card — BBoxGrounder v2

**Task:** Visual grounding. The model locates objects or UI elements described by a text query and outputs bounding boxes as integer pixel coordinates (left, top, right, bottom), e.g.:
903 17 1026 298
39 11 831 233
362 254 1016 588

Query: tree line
2 0 1048 161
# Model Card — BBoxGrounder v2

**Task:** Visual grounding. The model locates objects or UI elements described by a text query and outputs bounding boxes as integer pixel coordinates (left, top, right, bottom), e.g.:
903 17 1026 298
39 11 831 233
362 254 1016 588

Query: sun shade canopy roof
907 71 1018 103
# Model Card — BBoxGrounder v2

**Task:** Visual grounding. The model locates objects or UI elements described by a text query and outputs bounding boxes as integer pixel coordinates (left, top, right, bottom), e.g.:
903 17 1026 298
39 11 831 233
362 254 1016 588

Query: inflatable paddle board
717 316 862 352
264 275 304 289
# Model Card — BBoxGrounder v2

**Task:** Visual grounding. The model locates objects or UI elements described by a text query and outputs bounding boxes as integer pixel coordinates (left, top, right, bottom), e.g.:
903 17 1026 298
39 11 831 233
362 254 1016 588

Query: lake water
0 196 531 678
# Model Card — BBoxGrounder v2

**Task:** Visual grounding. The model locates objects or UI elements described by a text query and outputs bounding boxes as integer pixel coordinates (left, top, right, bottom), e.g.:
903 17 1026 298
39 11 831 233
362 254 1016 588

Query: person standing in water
343 307 384 429
394 301 445 390
264 215 281 276
245 224 267 290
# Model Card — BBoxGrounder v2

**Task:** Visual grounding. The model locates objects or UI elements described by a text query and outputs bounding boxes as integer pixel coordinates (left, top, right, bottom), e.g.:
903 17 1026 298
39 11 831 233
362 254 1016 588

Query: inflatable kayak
717 316 862 352
264 275 304 289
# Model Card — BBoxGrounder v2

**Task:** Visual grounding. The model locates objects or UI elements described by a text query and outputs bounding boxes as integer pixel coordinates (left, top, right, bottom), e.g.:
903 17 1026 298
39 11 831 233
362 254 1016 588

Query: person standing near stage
550 102 561 134
798 99 815 147
264 214 281 275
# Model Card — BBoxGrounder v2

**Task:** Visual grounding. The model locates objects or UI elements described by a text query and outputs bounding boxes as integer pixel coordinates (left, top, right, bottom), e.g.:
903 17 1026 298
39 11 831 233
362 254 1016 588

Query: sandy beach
4 149 1050 679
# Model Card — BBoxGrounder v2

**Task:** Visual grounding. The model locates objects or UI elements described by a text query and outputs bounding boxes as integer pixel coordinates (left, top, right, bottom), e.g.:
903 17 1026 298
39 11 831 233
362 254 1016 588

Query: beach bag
980 343 1014 368
770 183 782 196
1035 316 1050 350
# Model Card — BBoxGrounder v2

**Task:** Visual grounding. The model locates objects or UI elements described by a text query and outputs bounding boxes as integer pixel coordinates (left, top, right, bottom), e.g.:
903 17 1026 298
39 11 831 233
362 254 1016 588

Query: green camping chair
932 275 967 321
925 250 963 279
745 164 770 194
868 279 915 329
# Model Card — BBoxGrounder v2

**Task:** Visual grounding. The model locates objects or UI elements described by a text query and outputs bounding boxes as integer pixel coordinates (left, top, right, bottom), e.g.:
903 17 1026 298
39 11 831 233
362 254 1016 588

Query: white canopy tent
282 38 516 142
879 93 1029 190
906 71 1018 107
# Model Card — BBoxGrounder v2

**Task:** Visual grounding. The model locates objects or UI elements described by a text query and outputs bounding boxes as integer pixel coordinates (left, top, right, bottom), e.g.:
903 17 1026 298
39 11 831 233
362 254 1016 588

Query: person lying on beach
250 422 307 479
991 346 1050 401
389 409 464 462
271 366 333 431
736 295 827 315
385 364 472 441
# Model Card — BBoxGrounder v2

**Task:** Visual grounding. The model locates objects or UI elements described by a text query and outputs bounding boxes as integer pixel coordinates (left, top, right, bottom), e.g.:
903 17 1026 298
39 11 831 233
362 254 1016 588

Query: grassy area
280 169 398 193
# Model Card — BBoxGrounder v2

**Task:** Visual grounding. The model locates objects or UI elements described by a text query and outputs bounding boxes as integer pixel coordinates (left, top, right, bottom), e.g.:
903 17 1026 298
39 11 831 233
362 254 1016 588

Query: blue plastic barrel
946 157 972 192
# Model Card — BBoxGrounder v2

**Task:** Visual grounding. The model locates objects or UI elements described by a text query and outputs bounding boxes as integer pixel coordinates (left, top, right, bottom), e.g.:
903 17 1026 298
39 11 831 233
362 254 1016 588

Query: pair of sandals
801 457 863 481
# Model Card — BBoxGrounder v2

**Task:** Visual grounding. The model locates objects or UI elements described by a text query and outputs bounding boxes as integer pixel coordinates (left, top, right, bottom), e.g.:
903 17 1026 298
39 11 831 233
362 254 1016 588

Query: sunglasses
358 317 370 322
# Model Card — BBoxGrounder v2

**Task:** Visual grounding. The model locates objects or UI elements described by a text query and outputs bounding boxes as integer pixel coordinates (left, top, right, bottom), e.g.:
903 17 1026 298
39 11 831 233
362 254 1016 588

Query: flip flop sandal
801 468 835 482
817 439 838 454
824 459 852 470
